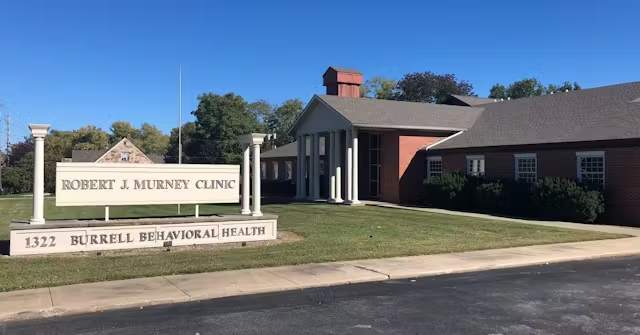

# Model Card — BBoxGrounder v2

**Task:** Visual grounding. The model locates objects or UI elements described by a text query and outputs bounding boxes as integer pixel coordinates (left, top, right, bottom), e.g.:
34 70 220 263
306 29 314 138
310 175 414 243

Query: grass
0 197 625 292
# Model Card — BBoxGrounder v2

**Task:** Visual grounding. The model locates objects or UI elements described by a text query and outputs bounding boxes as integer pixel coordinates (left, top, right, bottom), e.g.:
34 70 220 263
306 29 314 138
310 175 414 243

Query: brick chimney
322 66 363 98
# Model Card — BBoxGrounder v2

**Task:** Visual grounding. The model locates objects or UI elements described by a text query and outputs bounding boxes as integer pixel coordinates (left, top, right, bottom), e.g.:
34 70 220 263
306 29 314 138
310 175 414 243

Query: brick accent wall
96 138 153 164
433 143 640 226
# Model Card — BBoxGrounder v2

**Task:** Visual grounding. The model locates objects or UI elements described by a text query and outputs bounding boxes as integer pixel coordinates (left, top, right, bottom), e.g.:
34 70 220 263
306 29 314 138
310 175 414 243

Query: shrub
424 173 605 223
424 172 470 209
531 177 605 223
473 181 504 213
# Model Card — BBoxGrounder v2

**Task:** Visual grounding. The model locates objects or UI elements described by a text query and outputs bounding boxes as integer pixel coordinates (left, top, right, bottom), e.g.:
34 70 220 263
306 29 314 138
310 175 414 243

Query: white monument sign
55 163 240 206
9 127 275 256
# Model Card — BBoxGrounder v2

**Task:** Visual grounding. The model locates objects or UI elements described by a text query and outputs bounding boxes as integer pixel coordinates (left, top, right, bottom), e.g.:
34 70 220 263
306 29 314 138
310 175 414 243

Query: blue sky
1 0 639 146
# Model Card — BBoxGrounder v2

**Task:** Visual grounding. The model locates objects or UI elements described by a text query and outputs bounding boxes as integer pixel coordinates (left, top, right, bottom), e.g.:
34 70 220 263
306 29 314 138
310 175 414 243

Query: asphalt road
3 256 640 335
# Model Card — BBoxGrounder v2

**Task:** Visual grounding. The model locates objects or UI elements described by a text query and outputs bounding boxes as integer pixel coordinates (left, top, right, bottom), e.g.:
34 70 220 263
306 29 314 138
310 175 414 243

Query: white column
241 144 251 215
251 143 262 216
300 135 307 199
345 129 353 203
295 137 302 199
311 133 320 200
29 124 49 225
351 128 361 204
334 130 343 203
329 131 336 201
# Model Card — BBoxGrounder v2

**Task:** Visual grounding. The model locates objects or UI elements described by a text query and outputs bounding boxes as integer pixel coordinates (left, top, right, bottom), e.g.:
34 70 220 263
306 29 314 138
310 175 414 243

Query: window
272 161 279 180
120 151 130 162
261 161 267 179
426 156 442 180
285 161 293 180
368 134 382 198
466 155 485 176
577 151 605 187
514 153 537 183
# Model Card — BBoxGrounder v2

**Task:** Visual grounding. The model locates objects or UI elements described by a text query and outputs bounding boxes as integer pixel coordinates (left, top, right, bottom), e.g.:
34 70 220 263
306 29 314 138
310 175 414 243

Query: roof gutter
424 131 465 151
352 123 467 132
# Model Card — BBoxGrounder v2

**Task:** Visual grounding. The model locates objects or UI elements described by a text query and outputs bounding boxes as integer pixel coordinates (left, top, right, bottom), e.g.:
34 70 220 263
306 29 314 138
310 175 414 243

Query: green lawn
0 197 625 292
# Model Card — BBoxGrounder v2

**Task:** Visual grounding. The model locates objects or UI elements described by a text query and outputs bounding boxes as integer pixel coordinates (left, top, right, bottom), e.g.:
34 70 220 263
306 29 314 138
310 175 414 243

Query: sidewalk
2 232 639 322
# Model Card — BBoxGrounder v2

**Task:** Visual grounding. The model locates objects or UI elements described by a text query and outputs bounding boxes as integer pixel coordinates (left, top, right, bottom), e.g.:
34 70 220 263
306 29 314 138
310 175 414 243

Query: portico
295 128 361 204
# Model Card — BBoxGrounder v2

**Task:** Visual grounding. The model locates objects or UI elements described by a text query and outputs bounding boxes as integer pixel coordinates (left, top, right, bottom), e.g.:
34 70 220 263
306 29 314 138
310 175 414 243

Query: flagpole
177 65 182 215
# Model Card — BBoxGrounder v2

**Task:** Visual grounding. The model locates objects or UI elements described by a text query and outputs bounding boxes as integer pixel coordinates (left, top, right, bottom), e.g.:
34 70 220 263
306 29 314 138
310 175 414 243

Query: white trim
576 151 606 186
514 153 537 182
353 124 467 132
426 156 443 181
424 131 465 151
514 153 536 159
465 155 485 176
576 151 605 157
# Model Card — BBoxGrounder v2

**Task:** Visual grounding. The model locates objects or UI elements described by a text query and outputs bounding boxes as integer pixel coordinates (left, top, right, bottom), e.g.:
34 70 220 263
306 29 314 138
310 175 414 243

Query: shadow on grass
0 240 9 255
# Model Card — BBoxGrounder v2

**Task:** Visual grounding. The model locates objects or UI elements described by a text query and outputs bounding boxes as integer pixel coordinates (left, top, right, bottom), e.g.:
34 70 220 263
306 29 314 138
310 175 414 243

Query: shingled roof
317 95 483 131
432 82 640 150
444 94 497 107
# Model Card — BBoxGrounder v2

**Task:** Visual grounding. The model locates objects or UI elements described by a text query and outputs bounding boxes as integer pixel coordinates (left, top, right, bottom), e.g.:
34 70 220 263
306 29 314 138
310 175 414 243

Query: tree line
0 96 303 194
361 73 580 102
0 70 581 194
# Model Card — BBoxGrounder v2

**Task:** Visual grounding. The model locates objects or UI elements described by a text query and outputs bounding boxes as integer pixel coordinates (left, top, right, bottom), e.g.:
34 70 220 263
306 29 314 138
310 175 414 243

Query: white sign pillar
240 133 265 217
251 143 262 216
241 144 251 215
29 124 50 225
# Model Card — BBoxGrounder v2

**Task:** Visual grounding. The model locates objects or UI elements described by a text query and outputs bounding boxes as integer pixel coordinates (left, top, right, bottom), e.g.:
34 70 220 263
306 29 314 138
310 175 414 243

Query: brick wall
433 143 640 226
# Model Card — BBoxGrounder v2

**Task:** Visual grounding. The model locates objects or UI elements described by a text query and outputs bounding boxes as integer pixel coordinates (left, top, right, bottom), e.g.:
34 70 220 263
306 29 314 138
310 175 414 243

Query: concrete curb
1 236 638 323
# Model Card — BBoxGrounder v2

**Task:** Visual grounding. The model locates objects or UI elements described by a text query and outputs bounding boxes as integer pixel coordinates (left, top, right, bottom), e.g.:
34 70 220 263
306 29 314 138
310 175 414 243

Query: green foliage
425 173 605 223
192 93 260 164
110 121 140 144
424 172 471 209
490 79 581 99
266 99 303 147
488 84 507 99
2 152 33 194
166 122 198 163
361 77 398 100
395 72 474 103
73 125 109 150
138 123 169 155
532 177 605 223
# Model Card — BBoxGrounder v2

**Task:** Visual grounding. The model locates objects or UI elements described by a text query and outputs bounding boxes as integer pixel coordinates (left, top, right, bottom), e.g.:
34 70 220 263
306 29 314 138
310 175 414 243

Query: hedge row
424 172 605 223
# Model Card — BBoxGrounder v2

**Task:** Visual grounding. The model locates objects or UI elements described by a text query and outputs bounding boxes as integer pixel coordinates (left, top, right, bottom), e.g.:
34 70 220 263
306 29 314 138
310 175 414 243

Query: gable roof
262 142 298 158
71 149 106 162
313 95 483 131
431 82 640 150
444 94 497 107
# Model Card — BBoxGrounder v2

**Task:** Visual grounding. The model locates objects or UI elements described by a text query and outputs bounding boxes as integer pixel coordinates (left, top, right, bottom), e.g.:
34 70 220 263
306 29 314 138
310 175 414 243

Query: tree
192 93 259 164
248 100 273 130
546 81 581 94
138 123 169 155
490 79 581 100
267 99 303 147
110 121 140 144
166 122 197 163
488 84 507 99
361 77 398 100
395 72 474 103
505 78 545 99
73 125 109 150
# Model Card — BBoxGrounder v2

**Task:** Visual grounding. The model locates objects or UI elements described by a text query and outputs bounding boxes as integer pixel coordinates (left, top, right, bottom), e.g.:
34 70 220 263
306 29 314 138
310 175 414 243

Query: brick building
261 66 640 225
70 138 164 164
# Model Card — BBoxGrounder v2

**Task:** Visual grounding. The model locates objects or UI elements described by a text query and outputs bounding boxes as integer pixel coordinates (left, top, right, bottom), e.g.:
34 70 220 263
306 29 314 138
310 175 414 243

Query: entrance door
368 134 381 199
